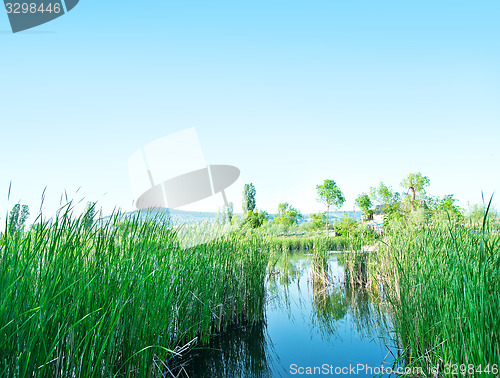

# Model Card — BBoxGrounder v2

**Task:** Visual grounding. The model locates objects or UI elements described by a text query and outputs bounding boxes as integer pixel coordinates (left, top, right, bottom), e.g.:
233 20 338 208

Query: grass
371 209 500 376
0 203 268 377
262 234 349 253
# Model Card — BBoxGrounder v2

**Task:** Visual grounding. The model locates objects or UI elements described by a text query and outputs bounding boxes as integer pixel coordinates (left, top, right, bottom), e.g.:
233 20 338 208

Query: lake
166 253 401 377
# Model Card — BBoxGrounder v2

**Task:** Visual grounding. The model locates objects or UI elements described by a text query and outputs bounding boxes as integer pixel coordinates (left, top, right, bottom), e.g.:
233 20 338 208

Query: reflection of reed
345 287 389 335
310 259 348 338
166 321 276 378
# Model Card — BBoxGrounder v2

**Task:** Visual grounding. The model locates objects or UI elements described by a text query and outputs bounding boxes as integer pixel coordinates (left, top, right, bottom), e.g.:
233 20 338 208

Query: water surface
168 253 399 377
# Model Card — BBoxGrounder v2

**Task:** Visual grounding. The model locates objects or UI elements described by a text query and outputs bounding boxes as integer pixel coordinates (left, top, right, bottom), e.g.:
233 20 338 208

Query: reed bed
262 234 348 254
375 213 500 375
0 205 268 377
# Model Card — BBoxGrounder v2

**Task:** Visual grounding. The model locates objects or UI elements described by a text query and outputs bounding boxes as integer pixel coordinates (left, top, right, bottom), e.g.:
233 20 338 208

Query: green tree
215 202 234 225
354 193 372 220
370 182 395 207
242 183 256 214
401 172 430 211
226 202 234 223
309 212 327 230
8 204 29 234
244 209 268 228
316 179 345 233
274 202 302 228
431 194 463 223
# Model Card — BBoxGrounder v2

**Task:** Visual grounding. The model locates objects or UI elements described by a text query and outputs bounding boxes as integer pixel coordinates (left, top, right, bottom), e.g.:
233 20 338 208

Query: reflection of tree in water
267 251 307 321
170 253 398 376
309 256 393 346
309 260 348 338
166 321 279 378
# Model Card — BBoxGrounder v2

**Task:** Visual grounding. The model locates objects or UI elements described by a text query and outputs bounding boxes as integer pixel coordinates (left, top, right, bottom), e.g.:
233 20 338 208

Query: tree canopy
274 202 302 227
316 179 345 233
354 193 373 220
242 183 256 214
401 172 430 201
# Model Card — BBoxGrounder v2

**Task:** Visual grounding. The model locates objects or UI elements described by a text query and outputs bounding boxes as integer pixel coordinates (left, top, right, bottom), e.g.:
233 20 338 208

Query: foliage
7 204 29 234
316 180 345 210
316 179 345 232
467 203 498 227
309 212 327 230
242 183 256 214
226 202 234 223
400 172 430 212
82 201 96 230
428 194 463 223
354 193 372 220
274 202 302 228
244 209 268 229
369 182 403 222
369 182 396 207
216 202 234 225
375 211 500 374
0 204 268 377
333 217 358 237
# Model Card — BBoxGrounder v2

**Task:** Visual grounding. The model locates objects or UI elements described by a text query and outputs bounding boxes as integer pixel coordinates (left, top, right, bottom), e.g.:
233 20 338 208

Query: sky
1 0 499 222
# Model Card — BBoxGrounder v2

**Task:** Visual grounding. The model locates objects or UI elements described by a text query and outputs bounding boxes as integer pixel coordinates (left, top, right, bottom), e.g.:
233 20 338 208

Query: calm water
167 254 400 377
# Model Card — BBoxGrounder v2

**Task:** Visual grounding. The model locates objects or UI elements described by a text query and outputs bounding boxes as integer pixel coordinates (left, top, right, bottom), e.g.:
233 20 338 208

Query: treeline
214 173 497 239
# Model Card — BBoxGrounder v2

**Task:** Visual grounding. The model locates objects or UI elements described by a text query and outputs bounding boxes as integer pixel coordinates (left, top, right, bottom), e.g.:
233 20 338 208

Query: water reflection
166 321 278 377
171 254 398 377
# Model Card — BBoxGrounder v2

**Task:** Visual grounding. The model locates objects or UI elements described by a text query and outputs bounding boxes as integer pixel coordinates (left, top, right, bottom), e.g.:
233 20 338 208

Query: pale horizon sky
1 1 499 222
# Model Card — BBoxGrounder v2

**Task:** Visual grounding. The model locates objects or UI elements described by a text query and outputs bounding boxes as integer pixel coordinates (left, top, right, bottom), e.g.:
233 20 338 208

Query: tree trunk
409 186 416 211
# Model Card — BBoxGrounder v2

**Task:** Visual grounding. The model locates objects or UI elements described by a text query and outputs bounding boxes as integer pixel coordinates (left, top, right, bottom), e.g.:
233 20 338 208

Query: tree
8 204 29 234
369 182 402 221
369 182 395 207
401 172 430 211
316 179 345 233
354 193 372 220
216 202 234 225
431 194 463 222
226 202 234 223
309 212 327 230
242 183 256 214
274 202 302 228
244 209 268 228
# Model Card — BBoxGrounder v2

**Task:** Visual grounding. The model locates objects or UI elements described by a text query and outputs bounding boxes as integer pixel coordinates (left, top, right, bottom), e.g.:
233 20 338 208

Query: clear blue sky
1 1 499 220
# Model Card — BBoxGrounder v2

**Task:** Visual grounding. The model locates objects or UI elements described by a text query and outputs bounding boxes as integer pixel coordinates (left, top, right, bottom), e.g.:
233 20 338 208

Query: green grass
262 234 349 253
373 212 500 376
0 204 268 377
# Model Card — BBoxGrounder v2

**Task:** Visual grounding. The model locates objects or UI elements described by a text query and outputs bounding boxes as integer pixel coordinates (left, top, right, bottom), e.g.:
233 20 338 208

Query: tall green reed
376 207 500 375
0 203 268 377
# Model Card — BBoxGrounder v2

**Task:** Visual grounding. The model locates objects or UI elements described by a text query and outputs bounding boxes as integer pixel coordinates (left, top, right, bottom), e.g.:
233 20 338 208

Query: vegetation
309 212 327 230
0 205 268 377
243 209 269 229
400 172 430 211
354 193 372 220
2 171 498 376
242 183 256 214
274 202 302 228
372 205 500 375
316 179 345 233
7 203 29 234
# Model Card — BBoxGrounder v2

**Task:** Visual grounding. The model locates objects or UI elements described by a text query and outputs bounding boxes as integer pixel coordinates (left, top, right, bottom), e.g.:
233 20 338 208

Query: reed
262 234 349 254
0 204 268 377
375 208 500 375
